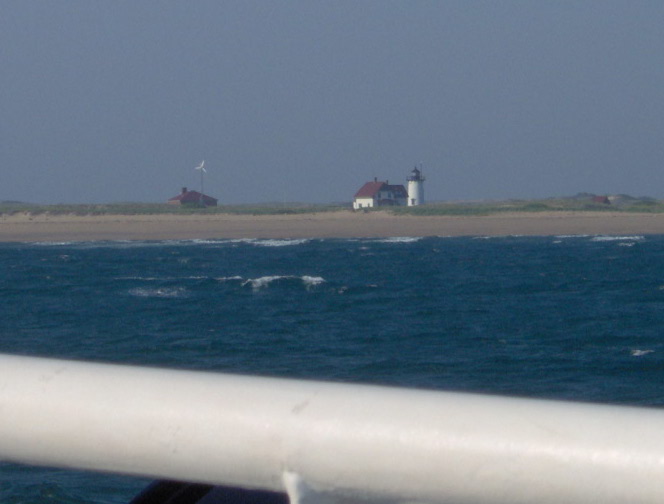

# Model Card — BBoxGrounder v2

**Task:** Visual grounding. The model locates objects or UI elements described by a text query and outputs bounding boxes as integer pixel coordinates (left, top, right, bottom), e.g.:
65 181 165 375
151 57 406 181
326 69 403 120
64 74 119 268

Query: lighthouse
407 166 425 206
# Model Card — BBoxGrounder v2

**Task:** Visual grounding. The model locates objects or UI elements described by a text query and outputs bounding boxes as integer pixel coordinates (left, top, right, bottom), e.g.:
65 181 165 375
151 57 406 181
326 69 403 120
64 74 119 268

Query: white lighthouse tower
407 166 425 206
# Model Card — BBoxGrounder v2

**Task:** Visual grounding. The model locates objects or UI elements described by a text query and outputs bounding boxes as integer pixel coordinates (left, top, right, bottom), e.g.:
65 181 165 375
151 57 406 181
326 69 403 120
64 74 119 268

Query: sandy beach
2 210 664 242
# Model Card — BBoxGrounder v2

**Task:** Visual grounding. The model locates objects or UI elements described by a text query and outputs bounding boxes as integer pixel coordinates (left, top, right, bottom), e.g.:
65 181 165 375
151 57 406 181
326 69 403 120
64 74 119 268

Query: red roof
354 181 386 198
354 181 408 199
169 189 218 206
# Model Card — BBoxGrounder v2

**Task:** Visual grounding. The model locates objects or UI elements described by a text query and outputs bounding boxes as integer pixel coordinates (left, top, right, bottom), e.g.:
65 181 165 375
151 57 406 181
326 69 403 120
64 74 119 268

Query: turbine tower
194 160 206 206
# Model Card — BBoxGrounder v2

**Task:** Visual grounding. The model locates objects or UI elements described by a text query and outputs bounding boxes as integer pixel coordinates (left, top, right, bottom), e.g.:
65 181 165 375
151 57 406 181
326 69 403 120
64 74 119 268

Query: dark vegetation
0 202 346 216
391 194 664 216
1 194 663 217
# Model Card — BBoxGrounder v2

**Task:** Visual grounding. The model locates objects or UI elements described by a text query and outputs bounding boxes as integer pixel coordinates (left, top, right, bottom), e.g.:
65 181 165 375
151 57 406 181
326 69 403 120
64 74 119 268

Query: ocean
1 234 664 503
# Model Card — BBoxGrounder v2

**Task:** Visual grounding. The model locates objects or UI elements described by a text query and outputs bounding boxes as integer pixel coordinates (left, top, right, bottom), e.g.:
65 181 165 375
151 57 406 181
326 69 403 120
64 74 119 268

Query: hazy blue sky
2 1 664 204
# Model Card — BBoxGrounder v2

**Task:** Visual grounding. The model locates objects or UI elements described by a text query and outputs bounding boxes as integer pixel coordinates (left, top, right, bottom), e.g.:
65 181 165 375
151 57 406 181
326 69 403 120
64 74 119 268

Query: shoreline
2 210 664 242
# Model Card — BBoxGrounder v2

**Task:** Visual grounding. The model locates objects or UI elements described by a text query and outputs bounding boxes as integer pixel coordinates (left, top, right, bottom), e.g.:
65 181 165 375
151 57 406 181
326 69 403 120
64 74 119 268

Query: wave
242 275 286 290
29 240 172 249
241 275 326 291
236 238 310 247
216 275 244 282
188 239 235 245
128 287 190 298
336 284 378 295
31 241 84 247
630 349 654 357
302 275 326 287
139 238 311 248
158 238 312 248
117 276 209 281
590 235 645 242
373 237 422 244
119 275 325 294
24 238 264 249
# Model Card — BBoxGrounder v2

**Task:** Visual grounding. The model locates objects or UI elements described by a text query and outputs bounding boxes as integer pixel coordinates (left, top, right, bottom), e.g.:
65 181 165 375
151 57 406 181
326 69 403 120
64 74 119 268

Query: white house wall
353 197 375 209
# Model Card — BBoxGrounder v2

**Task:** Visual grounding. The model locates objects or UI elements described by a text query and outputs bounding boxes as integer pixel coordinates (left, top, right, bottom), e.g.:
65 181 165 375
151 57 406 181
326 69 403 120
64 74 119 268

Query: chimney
182 187 187 194
374 177 377 182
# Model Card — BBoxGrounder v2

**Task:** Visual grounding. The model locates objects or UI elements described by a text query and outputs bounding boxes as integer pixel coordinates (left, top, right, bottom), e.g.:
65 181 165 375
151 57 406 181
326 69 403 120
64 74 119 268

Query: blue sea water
1 234 664 503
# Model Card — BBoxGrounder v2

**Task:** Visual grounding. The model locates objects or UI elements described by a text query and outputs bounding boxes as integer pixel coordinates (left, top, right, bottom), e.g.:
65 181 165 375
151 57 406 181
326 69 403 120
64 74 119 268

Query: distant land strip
3 206 664 242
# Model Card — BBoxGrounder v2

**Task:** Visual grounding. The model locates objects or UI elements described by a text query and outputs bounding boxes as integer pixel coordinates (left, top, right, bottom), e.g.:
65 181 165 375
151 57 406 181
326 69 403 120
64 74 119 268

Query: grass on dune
3 197 664 217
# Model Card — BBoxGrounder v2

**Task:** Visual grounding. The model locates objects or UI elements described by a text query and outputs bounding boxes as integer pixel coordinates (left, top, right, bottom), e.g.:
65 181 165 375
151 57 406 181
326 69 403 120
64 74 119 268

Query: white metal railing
1 353 664 504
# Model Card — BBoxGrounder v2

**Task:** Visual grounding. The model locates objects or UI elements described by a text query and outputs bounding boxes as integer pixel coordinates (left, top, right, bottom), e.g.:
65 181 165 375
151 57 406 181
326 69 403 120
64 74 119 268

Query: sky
2 1 664 205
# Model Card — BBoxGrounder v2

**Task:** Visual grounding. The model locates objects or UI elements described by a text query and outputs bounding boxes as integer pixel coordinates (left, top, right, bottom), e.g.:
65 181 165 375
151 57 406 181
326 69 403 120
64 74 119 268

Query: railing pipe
1 354 664 504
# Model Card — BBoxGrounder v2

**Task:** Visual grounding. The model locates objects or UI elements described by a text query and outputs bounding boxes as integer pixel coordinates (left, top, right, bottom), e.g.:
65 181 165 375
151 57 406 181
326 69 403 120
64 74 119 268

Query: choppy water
2 235 664 502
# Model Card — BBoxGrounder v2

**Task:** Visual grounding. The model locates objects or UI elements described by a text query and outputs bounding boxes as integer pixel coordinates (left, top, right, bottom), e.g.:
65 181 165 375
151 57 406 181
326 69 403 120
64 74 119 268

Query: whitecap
242 275 288 290
216 276 244 282
31 241 80 246
228 239 258 245
631 349 654 357
226 238 310 247
241 275 326 291
253 239 310 247
591 236 645 242
32 240 167 249
374 237 422 244
302 276 326 288
128 287 189 298
189 239 233 245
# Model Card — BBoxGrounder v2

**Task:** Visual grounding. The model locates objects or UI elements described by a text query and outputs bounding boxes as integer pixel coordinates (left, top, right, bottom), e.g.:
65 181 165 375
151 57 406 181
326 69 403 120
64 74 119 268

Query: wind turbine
194 160 206 206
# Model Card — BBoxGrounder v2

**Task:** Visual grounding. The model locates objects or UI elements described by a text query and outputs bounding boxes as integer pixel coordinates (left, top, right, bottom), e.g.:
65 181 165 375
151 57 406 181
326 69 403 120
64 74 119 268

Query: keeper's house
353 179 408 210
168 187 218 207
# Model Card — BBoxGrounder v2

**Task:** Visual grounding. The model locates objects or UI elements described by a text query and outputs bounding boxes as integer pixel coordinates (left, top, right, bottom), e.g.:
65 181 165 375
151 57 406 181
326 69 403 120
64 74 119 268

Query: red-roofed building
168 187 218 207
353 179 408 210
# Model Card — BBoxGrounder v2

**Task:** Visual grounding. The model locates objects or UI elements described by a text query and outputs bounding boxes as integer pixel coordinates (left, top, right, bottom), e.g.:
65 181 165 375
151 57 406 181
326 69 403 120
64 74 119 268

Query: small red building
592 195 610 205
168 187 218 207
